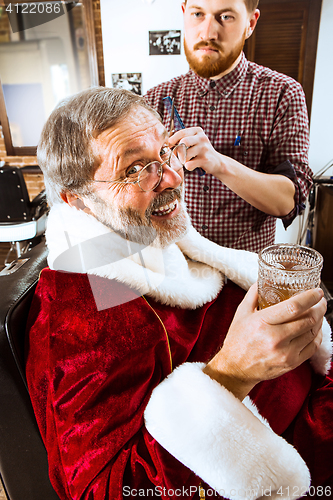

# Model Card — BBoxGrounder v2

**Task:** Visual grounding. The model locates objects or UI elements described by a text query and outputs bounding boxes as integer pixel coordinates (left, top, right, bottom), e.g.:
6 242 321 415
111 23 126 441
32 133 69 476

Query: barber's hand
203 284 326 400
169 127 224 176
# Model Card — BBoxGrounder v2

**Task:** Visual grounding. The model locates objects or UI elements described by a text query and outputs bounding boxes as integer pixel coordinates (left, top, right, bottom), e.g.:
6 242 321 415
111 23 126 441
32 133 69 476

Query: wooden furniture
244 0 322 118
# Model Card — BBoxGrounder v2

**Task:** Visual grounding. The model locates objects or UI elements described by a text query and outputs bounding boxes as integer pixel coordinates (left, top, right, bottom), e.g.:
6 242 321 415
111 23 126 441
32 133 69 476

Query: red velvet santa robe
26 268 333 500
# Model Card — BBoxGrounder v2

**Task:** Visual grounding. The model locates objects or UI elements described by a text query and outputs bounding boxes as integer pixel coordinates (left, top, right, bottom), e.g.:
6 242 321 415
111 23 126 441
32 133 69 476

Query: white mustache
146 187 183 217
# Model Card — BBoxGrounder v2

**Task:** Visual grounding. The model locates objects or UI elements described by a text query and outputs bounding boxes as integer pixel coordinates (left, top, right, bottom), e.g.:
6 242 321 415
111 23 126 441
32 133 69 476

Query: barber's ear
61 192 88 210
246 9 260 39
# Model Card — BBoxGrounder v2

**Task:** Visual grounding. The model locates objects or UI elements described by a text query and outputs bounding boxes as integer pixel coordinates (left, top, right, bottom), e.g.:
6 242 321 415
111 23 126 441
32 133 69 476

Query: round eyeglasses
93 143 187 192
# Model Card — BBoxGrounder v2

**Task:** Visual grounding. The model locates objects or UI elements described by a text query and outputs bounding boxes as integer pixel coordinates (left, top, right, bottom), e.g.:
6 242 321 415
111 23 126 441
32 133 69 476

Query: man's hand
169 127 296 217
203 284 326 400
169 127 222 176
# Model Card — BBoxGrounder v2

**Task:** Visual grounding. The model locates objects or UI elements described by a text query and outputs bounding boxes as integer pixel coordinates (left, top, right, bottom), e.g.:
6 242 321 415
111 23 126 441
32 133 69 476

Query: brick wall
0 128 38 168
23 173 45 200
0 6 10 42
0 127 42 201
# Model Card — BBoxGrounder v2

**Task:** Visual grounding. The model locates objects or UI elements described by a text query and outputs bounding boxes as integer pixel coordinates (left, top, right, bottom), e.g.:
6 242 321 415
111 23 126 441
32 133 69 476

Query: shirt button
223 90 228 96
209 105 215 111
202 224 208 230
243 151 248 156
203 185 209 192
210 80 216 88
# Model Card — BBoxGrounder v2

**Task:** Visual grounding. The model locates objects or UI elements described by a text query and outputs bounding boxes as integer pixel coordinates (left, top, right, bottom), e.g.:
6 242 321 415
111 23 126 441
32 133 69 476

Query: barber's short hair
37 87 161 205
183 0 259 12
245 0 259 11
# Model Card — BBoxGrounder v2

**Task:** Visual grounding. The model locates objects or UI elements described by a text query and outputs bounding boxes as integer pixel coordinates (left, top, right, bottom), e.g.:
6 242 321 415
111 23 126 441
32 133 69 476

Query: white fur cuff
144 363 310 500
310 317 333 375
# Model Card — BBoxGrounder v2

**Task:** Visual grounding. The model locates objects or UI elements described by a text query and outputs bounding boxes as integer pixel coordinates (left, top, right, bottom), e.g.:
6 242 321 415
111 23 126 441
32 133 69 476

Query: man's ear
60 192 88 211
181 2 186 14
246 9 260 39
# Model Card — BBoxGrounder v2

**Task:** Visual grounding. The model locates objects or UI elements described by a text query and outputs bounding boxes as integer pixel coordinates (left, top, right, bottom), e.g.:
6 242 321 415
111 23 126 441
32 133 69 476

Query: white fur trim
310 317 333 375
144 363 310 500
177 226 258 290
46 203 252 309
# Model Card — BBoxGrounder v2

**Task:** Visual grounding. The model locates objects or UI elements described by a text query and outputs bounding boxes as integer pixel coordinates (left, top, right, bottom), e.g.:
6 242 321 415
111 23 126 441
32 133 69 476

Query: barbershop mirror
0 0 100 156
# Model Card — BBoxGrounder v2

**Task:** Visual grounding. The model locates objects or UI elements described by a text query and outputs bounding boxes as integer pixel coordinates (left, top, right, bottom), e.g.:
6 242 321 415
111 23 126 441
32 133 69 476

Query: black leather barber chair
0 241 60 500
0 166 48 265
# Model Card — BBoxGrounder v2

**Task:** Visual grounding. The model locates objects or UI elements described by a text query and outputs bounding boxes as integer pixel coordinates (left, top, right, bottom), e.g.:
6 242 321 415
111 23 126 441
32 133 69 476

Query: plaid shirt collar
190 52 249 98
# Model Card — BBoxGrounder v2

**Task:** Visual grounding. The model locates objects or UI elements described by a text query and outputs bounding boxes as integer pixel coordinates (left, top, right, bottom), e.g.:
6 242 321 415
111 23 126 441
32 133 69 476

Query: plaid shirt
145 53 312 252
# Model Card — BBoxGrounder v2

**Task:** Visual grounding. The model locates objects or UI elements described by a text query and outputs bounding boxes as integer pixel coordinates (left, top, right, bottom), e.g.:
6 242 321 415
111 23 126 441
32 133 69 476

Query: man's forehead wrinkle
91 113 167 178
123 128 168 159
97 114 165 149
102 119 167 166
123 146 145 158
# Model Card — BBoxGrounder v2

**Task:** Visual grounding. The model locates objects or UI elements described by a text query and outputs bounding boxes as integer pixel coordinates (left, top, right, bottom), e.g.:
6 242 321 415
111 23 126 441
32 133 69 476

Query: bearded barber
145 0 313 253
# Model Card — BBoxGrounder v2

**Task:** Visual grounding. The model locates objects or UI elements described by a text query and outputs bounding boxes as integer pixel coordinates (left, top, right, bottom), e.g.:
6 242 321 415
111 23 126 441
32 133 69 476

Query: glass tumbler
258 244 323 309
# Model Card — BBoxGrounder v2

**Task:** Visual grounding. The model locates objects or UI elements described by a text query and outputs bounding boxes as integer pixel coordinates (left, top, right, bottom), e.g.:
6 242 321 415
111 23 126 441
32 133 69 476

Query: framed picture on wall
149 30 181 55
111 73 142 95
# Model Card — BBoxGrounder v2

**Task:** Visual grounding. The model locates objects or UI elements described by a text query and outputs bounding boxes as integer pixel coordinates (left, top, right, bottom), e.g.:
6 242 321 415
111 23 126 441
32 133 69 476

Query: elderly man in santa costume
26 87 333 500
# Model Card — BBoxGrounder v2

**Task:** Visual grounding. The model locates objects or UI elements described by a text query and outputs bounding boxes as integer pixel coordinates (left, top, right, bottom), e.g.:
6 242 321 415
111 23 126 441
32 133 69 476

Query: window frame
0 0 103 156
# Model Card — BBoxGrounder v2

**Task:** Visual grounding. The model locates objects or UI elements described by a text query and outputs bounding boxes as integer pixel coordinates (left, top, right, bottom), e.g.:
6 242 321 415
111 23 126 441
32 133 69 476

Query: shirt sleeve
267 160 307 228
264 82 313 227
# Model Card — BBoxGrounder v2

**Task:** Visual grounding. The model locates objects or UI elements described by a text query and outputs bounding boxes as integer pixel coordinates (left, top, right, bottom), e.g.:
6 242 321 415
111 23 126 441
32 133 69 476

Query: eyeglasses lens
139 162 162 192
171 143 187 169
138 144 186 192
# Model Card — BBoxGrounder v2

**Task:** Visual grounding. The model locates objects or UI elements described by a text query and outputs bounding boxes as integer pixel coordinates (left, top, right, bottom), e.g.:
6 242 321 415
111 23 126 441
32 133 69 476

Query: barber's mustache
193 41 222 52
146 186 183 217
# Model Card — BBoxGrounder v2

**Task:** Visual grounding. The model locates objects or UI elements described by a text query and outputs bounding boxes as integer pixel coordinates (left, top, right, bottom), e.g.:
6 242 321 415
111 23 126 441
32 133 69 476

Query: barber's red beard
184 33 246 79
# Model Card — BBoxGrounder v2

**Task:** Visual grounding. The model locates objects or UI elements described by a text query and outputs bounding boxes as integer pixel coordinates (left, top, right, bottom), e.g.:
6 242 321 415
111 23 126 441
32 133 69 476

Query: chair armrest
30 191 48 219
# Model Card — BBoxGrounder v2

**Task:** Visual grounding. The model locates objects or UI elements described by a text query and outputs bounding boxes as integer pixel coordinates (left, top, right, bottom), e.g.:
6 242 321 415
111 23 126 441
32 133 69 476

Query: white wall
101 0 188 93
101 0 333 244
308 0 333 176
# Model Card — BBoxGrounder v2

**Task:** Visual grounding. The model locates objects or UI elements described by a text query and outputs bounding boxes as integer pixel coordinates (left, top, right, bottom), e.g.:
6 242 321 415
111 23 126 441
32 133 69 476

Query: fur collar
46 203 332 375
46 203 258 309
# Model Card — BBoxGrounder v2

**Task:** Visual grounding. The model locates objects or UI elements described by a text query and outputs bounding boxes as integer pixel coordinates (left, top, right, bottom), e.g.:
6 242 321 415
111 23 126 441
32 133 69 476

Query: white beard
85 186 191 249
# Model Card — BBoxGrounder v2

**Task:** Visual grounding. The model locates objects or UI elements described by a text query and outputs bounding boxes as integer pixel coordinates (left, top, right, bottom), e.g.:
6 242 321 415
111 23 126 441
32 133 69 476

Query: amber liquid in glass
258 287 295 309
258 261 306 309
